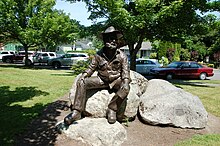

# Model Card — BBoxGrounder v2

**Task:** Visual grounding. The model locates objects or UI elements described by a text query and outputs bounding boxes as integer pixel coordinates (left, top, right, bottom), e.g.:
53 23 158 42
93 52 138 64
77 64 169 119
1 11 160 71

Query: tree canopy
67 0 220 70
0 0 79 65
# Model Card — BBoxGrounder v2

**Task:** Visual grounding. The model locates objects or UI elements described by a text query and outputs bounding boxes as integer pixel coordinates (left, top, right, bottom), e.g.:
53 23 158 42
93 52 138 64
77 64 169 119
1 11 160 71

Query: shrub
180 48 190 61
166 48 175 62
208 64 214 68
191 50 199 61
71 60 89 75
149 53 157 59
159 57 169 66
173 55 180 62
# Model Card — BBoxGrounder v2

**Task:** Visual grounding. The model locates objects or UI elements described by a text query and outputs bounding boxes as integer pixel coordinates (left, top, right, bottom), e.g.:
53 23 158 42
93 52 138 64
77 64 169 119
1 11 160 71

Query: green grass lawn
176 134 220 146
0 65 75 145
0 65 220 146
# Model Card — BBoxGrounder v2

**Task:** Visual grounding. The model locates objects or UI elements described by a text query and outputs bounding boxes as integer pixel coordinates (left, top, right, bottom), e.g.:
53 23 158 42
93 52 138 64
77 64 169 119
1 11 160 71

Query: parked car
136 58 162 75
48 52 89 68
25 52 57 65
2 51 34 63
0 51 15 61
150 61 214 80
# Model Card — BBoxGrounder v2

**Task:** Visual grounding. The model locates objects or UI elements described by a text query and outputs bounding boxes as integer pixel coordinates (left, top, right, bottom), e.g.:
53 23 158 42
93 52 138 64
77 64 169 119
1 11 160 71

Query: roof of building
120 41 152 50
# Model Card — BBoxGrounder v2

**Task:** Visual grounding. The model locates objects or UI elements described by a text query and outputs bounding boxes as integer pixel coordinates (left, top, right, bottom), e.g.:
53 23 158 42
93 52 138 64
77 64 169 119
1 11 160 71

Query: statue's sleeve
84 55 98 77
121 52 130 81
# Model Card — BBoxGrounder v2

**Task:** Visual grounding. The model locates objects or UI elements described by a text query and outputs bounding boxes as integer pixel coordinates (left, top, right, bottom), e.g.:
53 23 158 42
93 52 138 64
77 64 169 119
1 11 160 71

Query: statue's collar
100 47 120 61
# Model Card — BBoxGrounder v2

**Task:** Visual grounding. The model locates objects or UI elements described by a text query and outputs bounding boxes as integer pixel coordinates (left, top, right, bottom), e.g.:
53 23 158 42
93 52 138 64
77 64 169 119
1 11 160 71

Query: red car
150 61 214 80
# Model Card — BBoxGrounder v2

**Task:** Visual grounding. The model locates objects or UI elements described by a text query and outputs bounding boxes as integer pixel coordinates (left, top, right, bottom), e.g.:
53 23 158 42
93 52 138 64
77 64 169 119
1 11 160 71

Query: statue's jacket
84 48 130 88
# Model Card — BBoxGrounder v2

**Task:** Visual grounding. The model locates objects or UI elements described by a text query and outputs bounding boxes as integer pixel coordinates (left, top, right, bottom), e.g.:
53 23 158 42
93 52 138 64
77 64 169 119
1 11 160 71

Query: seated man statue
64 26 131 125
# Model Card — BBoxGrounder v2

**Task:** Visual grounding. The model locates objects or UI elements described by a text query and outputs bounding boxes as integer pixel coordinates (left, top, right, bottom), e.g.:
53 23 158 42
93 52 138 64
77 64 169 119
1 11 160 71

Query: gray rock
129 70 148 96
139 79 208 128
85 90 114 117
57 118 127 146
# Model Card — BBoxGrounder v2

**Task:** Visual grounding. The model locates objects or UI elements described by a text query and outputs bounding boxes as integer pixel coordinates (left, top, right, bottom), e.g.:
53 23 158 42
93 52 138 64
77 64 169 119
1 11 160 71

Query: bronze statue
64 26 131 125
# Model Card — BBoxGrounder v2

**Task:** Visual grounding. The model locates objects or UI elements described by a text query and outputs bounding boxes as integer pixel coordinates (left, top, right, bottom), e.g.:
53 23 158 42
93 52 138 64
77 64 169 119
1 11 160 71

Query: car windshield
167 62 182 68
1 52 9 54
65 54 72 58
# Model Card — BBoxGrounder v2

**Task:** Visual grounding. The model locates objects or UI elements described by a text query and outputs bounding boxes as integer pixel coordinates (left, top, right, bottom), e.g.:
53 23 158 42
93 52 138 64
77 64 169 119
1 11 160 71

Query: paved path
208 69 220 80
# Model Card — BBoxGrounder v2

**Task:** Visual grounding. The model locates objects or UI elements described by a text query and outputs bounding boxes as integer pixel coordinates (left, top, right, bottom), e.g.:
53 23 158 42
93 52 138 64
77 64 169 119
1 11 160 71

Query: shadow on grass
0 63 46 70
0 64 53 70
15 100 68 146
0 64 71 71
50 71 75 76
169 79 215 88
0 63 25 68
0 86 68 146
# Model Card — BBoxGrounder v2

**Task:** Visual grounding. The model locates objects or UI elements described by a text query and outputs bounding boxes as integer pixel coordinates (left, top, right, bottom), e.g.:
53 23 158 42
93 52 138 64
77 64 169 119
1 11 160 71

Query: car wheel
26 59 32 66
53 62 61 69
5 59 12 63
166 73 173 80
199 73 207 80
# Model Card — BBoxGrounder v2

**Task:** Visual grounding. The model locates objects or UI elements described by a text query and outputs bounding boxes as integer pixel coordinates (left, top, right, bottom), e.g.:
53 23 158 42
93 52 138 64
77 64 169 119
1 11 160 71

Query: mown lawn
176 134 220 146
0 65 75 145
0 65 219 146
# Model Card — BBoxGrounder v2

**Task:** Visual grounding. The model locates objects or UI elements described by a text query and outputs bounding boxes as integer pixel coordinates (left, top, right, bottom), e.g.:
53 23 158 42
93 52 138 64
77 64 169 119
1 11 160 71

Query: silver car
136 58 162 75
48 52 89 68
25 52 57 65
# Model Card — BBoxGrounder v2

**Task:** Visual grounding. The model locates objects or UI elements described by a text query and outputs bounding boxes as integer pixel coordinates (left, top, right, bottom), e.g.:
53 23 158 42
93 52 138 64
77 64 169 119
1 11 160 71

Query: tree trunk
128 38 143 71
23 44 30 66
129 44 136 71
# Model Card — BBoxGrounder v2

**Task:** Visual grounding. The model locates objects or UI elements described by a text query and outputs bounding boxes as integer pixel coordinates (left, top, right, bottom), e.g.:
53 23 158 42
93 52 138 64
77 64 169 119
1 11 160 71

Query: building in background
120 42 153 58
2 43 23 52
57 40 92 52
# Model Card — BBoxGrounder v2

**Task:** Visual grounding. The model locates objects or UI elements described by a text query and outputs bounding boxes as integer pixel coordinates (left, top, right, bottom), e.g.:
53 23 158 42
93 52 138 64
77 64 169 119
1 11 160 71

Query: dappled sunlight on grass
175 134 220 146
0 86 49 106
0 86 48 145
0 66 75 145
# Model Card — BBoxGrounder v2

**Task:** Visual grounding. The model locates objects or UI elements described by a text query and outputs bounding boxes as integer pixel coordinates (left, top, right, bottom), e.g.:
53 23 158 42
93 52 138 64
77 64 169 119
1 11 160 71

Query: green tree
66 0 218 70
149 53 157 59
181 14 220 61
202 15 220 54
156 41 168 60
180 48 191 61
0 0 79 65
39 13 80 51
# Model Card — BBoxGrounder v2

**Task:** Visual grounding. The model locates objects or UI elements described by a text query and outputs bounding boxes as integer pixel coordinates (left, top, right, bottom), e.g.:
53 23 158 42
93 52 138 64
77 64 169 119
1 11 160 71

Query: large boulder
57 118 127 146
68 71 148 119
139 79 208 128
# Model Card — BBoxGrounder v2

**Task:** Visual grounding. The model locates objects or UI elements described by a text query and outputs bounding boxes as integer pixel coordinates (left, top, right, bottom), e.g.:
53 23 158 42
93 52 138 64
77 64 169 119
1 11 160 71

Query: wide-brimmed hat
101 26 123 39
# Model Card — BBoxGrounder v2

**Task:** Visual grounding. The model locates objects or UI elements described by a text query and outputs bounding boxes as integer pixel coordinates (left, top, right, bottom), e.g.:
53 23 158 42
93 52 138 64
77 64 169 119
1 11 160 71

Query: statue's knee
124 87 130 95
123 84 130 94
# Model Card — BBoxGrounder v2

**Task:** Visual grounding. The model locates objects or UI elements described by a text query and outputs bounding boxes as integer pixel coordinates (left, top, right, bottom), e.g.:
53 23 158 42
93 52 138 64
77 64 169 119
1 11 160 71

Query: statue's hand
122 79 130 91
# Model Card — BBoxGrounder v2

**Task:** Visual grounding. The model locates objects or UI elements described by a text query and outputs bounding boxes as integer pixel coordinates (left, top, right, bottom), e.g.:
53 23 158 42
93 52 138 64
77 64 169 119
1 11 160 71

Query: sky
54 0 220 26
54 0 93 26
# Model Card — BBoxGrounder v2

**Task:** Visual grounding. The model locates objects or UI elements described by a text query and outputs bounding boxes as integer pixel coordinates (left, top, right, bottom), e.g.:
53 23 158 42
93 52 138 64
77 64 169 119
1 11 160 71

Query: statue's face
103 33 119 50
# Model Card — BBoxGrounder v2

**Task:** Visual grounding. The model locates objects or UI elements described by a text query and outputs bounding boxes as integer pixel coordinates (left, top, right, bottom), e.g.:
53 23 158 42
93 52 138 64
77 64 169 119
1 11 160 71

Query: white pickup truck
25 52 57 65
0 51 15 61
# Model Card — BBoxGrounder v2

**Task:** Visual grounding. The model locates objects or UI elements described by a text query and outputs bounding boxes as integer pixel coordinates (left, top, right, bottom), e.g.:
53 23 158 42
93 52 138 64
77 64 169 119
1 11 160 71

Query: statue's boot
64 110 81 126
107 108 117 124
107 95 124 124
